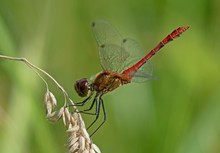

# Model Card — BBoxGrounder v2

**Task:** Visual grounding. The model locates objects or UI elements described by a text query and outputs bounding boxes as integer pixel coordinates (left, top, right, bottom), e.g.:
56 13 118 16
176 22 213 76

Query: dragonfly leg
73 95 92 106
78 95 98 115
87 97 101 130
90 97 107 137
67 94 93 114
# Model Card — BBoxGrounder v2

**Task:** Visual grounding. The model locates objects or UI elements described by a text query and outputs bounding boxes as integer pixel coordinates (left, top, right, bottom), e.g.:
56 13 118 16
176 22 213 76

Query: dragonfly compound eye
74 78 90 97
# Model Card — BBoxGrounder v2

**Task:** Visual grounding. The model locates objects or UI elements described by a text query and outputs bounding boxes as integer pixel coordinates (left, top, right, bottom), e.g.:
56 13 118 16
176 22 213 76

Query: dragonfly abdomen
122 25 189 76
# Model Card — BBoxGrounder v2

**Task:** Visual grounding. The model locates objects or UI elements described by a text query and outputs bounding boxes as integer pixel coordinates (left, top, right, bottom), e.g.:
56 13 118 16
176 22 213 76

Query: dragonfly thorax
92 70 131 95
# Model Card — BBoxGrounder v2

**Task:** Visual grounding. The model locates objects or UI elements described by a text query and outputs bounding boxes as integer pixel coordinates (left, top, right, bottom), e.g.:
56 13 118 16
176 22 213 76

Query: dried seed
46 107 64 122
82 128 90 141
79 136 85 151
92 144 101 153
45 91 57 107
66 125 80 133
90 148 96 153
68 137 79 147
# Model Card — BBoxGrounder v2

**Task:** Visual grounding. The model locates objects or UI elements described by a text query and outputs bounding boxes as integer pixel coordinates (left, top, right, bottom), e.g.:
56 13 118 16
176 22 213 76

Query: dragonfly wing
99 44 129 72
121 38 155 82
131 62 155 82
120 38 144 72
92 20 122 47
92 20 128 71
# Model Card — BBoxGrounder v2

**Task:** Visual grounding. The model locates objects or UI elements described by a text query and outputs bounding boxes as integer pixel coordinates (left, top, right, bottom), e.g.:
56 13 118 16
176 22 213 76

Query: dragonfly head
74 78 91 97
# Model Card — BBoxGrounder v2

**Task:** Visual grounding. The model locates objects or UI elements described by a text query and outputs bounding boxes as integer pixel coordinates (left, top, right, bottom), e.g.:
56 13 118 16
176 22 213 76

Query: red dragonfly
74 20 189 136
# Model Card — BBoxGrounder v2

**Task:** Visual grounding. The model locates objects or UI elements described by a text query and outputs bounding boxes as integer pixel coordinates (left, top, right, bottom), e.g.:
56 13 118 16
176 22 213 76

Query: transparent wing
92 20 156 81
92 20 128 71
131 62 155 82
99 44 129 72
119 38 144 72
91 20 122 46
121 38 155 82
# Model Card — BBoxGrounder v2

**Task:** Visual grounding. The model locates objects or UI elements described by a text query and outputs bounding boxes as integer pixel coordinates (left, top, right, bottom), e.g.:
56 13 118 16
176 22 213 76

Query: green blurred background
0 0 220 153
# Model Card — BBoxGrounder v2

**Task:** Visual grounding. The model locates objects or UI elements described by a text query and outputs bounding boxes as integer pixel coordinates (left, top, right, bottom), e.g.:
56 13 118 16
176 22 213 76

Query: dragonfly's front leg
73 94 92 106
78 95 98 115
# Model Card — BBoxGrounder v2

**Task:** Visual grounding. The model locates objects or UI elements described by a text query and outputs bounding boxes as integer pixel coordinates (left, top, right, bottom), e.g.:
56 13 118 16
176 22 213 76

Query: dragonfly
74 20 189 136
